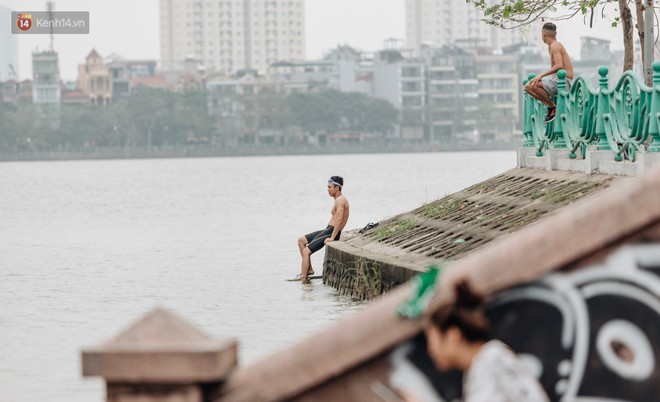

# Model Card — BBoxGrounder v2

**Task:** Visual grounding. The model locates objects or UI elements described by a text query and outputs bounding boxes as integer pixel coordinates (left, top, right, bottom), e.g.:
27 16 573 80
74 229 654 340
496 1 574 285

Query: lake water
0 151 516 402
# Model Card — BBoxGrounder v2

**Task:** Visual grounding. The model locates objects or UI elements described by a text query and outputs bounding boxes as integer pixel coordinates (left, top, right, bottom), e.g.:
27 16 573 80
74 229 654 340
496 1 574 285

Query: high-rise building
159 0 305 75
0 6 20 81
405 0 520 53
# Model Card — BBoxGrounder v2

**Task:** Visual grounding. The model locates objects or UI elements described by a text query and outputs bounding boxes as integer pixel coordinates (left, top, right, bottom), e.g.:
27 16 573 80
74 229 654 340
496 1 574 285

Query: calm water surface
0 151 515 402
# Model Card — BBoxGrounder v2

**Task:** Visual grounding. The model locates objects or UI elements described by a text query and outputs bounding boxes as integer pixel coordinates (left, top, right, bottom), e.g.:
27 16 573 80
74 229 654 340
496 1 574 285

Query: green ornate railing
522 61 660 161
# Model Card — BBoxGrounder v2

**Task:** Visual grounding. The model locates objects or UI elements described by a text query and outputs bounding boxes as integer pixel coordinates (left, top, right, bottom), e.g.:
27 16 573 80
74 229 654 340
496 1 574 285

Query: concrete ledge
82 308 237 384
521 148 660 176
517 147 538 168
322 168 622 300
585 150 615 173
599 160 638 176
637 152 660 175
545 148 570 170
107 383 203 402
324 237 427 299
555 157 586 172
525 155 546 169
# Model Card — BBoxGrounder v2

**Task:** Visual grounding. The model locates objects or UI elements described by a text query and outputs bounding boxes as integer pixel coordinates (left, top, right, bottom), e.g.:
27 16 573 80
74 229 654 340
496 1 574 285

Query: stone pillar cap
82 307 237 383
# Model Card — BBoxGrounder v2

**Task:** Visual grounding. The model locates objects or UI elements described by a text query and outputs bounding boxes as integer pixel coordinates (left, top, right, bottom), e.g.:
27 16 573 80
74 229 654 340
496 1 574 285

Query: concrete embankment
324 167 625 299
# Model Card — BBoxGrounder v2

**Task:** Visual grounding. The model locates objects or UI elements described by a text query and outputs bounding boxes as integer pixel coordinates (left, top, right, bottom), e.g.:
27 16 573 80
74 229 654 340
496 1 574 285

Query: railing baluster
595 66 611 151
554 70 567 148
522 76 534 147
648 61 660 151
521 64 660 163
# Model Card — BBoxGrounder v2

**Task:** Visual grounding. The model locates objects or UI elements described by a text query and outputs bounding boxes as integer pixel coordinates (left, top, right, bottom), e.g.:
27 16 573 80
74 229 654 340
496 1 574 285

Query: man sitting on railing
524 22 574 124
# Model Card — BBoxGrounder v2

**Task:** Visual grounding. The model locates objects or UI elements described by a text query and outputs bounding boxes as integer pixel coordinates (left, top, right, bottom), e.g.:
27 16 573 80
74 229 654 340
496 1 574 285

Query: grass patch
418 197 467 219
530 181 601 204
472 205 515 226
498 209 545 231
372 217 417 241
530 190 544 200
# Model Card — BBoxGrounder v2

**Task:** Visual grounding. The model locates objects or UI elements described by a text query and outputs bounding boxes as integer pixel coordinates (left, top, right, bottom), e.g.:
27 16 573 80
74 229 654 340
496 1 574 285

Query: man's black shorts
305 225 341 254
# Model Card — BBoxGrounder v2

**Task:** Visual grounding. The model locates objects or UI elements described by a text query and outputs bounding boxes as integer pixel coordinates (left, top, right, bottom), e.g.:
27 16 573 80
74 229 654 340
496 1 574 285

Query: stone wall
324 244 419 300
323 167 622 299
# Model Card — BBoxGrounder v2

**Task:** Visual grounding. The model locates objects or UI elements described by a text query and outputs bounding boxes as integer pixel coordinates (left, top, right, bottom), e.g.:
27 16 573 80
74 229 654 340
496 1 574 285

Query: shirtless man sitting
297 176 350 284
524 22 574 124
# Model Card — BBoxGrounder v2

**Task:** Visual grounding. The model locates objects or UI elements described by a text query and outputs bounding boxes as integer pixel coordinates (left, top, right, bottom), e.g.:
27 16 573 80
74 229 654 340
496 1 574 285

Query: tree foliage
466 0 656 72
0 88 399 154
466 0 610 29
288 89 398 135
0 90 215 153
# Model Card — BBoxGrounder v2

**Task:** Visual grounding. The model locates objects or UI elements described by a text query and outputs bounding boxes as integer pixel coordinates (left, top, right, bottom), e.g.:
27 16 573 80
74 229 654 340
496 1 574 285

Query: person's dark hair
429 281 491 343
542 22 557 34
330 175 343 189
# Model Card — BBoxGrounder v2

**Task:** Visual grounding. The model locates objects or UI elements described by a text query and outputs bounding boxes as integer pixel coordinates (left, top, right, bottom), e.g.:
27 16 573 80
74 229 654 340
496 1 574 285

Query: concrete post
545 148 570 171
82 307 237 402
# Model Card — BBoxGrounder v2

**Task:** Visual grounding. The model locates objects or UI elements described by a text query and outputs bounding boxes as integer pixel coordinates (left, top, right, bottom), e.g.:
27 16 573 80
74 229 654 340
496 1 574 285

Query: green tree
288 90 340 137
466 0 656 73
363 97 398 134
288 89 397 139
52 104 115 149
109 89 213 147
0 103 42 152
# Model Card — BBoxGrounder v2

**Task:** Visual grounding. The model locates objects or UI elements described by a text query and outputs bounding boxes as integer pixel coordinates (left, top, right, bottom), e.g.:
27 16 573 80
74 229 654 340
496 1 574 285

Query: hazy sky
1 0 625 81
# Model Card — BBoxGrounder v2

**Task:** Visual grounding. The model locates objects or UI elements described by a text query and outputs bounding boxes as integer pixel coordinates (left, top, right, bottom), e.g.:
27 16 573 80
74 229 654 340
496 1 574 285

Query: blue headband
328 179 342 188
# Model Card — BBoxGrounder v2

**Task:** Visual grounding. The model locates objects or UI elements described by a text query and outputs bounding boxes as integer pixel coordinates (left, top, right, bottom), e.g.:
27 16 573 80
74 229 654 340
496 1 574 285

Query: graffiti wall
389 245 660 402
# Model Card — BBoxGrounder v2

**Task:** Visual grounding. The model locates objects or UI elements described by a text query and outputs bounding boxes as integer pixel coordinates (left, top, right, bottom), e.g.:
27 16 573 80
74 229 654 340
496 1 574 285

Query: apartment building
405 0 519 53
268 46 372 95
373 49 426 140
160 0 305 75
475 54 518 141
426 46 479 143
268 60 340 92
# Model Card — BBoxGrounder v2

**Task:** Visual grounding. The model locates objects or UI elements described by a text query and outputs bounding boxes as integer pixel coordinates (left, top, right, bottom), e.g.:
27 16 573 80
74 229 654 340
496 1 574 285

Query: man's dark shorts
305 225 341 254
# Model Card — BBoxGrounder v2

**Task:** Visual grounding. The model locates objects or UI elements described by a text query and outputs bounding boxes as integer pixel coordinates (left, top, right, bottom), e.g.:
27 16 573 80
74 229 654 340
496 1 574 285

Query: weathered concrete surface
83 308 237 402
518 146 660 175
324 167 625 299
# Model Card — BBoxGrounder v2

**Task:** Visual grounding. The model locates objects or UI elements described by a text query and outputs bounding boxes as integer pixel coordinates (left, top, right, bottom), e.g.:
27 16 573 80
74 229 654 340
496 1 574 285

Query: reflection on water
0 151 515 402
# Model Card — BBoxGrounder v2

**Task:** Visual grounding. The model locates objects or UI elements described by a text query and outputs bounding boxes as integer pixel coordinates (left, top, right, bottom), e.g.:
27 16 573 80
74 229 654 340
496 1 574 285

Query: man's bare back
549 41 573 80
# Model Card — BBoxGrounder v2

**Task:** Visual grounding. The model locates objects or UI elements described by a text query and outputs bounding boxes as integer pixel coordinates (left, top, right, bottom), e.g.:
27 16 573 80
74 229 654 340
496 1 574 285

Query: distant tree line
0 88 399 154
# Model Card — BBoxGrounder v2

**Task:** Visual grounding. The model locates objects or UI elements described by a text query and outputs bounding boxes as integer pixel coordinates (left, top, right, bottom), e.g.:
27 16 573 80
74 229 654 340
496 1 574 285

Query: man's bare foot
308 268 315 276
301 277 311 284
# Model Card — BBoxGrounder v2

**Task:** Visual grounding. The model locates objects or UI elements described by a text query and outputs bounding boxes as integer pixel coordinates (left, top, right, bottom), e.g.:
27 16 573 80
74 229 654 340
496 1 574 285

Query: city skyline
1 0 625 81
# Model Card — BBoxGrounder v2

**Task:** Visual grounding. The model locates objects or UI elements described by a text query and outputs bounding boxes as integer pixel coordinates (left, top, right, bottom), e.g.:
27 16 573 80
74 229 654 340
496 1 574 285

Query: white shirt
463 340 550 402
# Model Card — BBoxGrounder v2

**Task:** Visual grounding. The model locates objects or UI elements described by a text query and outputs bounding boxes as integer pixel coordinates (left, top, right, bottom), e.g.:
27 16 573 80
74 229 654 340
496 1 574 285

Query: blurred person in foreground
411 281 550 402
